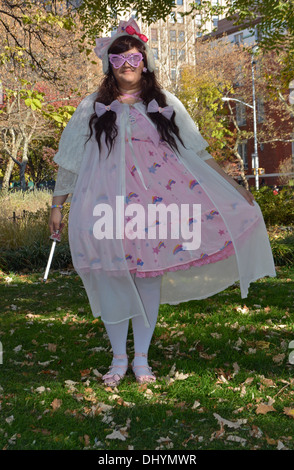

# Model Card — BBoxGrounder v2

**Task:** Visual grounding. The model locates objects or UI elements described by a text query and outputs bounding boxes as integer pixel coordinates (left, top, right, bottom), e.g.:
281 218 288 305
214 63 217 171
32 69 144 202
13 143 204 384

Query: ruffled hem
129 241 235 278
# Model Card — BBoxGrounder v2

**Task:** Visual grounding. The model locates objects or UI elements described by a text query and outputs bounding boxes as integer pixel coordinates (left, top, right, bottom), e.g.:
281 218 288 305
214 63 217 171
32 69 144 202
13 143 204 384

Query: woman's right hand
49 208 63 235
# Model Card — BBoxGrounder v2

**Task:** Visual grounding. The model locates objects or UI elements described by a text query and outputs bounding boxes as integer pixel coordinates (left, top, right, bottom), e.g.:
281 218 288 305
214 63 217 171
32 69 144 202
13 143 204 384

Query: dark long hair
88 36 184 156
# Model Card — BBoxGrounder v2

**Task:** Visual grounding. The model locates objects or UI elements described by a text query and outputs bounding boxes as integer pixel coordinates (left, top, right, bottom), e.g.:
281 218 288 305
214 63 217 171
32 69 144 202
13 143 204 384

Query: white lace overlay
197 148 212 161
53 166 78 196
52 92 276 326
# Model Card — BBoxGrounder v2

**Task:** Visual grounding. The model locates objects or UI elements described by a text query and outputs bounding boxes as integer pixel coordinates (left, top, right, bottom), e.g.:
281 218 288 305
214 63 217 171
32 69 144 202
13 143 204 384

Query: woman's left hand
234 185 255 206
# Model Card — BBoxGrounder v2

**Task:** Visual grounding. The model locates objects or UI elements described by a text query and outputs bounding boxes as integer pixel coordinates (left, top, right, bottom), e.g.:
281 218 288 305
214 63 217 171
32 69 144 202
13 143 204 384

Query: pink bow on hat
95 100 122 117
125 25 148 43
147 99 174 120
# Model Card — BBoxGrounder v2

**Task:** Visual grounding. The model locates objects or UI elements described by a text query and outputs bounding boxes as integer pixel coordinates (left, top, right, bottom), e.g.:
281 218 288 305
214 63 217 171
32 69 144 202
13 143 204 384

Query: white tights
103 275 162 376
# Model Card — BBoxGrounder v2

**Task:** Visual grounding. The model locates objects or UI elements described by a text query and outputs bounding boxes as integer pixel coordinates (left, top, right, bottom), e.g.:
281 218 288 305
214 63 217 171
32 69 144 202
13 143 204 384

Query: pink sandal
102 354 128 387
131 353 156 384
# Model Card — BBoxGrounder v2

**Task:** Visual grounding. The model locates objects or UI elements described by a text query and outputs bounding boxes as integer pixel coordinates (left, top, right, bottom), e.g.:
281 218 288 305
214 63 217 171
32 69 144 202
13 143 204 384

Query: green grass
0 266 294 450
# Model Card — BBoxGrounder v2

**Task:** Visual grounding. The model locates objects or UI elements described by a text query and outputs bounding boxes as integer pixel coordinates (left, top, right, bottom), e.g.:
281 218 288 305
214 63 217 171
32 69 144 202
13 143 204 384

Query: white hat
94 18 156 74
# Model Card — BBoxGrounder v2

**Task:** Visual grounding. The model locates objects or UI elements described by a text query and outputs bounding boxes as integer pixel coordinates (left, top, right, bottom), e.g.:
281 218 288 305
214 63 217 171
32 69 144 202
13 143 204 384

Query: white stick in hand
43 225 63 282
43 241 56 282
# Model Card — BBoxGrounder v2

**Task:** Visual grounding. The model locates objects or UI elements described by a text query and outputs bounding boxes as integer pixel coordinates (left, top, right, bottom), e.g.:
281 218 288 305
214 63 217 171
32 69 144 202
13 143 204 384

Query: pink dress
122 106 235 277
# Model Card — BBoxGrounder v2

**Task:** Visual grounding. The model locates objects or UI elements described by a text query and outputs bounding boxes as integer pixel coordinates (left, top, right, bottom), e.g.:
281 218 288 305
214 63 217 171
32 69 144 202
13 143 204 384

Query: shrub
268 228 294 266
0 241 72 273
252 185 294 226
0 190 71 272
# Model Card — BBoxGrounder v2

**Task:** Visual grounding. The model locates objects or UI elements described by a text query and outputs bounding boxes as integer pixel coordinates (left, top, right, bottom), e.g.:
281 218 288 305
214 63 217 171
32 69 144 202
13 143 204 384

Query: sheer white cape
53 90 276 327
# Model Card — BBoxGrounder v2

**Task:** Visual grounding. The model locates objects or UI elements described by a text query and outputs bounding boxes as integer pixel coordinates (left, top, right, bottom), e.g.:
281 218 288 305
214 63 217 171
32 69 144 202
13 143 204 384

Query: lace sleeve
53 167 78 196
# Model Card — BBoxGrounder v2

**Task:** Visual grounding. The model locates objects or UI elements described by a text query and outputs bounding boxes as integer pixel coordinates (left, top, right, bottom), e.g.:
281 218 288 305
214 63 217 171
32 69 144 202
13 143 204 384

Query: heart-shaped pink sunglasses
109 52 143 69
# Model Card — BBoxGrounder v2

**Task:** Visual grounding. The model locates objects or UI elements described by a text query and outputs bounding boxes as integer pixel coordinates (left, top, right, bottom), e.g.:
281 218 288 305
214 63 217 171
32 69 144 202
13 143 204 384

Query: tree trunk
234 150 249 190
19 161 27 191
19 138 29 191
2 157 15 190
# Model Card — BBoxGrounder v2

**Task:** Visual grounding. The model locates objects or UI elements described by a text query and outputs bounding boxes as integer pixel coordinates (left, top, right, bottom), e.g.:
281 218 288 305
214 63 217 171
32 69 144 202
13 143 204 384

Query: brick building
207 16 294 188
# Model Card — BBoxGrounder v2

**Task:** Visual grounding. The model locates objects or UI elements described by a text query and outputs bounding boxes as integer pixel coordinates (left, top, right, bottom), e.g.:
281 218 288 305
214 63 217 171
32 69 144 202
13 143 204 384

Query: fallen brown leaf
31 428 51 435
283 407 294 419
210 422 225 441
272 353 285 365
138 383 148 392
51 398 62 411
39 370 58 376
265 434 278 445
255 341 270 349
199 352 216 360
260 377 275 387
243 377 254 385
174 401 187 409
256 403 276 415
250 425 263 438
235 305 249 314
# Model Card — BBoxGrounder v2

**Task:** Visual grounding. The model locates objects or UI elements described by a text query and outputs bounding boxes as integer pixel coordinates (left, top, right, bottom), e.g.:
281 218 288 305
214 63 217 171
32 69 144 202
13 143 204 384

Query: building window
255 25 262 42
238 141 248 169
177 0 183 4
177 12 184 23
212 15 219 28
170 30 176 42
234 33 244 45
195 14 202 27
179 49 185 61
236 102 247 126
152 48 159 60
151 28 158 41
178 30 185 42
171 68 177 81
169 12 176 23
171 48 177 60
257 98 265 123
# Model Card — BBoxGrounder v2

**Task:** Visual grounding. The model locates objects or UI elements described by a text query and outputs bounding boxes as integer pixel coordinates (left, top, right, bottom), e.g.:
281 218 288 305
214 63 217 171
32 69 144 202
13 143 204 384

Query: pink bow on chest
95 100 122 117
147 99 174 120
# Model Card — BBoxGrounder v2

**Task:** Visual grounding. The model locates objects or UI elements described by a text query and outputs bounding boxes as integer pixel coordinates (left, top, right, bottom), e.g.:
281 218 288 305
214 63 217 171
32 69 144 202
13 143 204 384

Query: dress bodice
127 106 159 144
